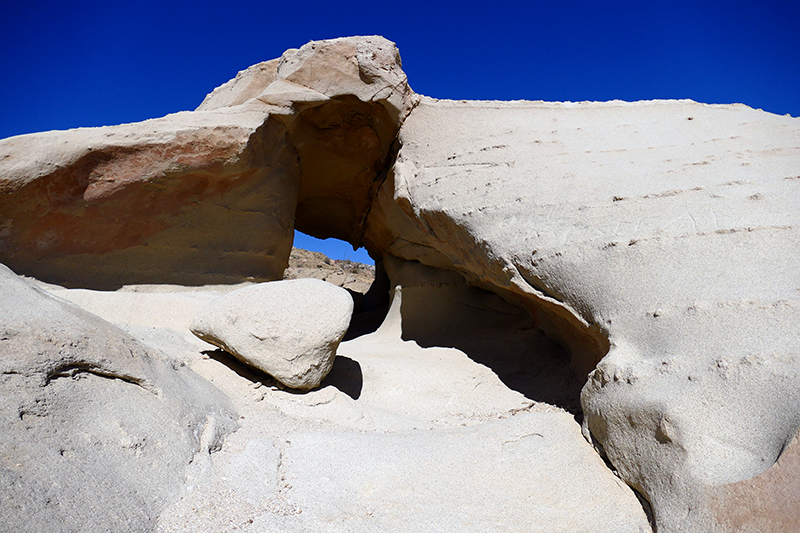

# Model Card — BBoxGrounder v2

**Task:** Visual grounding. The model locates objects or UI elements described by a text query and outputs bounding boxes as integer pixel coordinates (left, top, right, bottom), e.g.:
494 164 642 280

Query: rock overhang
1 34 799 533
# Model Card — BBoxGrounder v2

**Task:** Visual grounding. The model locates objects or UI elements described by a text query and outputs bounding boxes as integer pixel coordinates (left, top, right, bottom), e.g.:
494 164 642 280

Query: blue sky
2 0 798 264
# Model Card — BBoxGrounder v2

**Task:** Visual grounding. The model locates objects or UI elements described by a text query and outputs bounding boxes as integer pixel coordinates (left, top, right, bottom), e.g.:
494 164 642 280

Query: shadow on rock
321 355 363 400
203 349 274 384
398 283 584 415
202 349 363 400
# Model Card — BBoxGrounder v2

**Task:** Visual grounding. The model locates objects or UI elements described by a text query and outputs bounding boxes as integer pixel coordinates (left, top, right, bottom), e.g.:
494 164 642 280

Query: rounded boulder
191 279 354 390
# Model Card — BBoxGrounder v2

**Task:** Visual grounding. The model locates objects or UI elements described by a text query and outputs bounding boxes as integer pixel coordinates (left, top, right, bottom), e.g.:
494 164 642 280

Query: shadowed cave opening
293 229 587 415
383 258 586 415
285 93 594 416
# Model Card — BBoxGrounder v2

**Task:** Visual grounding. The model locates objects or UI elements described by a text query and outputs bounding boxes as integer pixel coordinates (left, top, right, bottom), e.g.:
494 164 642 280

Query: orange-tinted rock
0 36 414 289
0 109 299 288
711 430 800 532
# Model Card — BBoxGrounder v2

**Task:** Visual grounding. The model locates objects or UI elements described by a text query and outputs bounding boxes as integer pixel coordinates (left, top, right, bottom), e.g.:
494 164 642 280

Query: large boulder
0 103 299 289
363 97 800 531
0 36 415 289
0 264 238 533
190 279 354 389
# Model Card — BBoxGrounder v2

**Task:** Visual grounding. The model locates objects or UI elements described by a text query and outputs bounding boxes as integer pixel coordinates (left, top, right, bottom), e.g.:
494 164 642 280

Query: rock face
1 35 799 533
0 264 237 533
190 279 354 389
0 103 299 289
363 97 800 531
275 412 649 532
0 36 414 289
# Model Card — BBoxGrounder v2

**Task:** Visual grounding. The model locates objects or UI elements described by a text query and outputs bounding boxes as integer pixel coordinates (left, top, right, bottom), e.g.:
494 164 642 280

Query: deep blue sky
2 0 798 263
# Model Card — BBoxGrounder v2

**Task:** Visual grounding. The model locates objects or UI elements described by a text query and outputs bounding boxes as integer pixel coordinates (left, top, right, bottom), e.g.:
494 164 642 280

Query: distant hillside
283 247 375 295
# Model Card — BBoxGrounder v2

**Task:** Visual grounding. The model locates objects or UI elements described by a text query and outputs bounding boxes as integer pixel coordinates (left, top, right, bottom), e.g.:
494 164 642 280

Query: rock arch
2 35 800 532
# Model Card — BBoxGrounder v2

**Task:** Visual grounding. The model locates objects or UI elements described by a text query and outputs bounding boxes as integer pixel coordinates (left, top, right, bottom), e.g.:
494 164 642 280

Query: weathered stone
0 36 414 289
0 263 237 533
196 59 280 111
190 279 354 389
2 35 799 533
146 254 650 533
0 105 299 289
363 97 800 531
275 412 650 532
709 429 800 532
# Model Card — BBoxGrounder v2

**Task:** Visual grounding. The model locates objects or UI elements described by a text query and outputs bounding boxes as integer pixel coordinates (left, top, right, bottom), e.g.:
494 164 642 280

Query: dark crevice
354 136 402 254
632 486 657 531
45 362 154 394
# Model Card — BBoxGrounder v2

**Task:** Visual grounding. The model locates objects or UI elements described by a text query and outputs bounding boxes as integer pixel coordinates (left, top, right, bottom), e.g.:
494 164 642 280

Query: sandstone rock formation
0 264 237 533
0 36 413 289
1 35 799 532
364 97 800 531
190 279 354 389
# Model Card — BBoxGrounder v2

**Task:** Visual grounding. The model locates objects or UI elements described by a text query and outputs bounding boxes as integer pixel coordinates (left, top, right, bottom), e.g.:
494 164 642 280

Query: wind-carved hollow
275 102 614 412
380 256 587 413
411 264 610 414
496 277 611 382
285 95 398 247
359 154 611 405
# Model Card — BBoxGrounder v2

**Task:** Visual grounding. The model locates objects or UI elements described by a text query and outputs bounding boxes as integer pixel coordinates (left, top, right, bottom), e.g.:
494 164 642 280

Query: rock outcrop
362 97 800 531
0 264 237 533
0 36 414 289
1 35 799 532
190 279 354 389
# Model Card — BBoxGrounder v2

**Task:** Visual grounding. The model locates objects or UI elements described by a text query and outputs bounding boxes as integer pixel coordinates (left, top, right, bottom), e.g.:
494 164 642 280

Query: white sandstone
190 279 354 390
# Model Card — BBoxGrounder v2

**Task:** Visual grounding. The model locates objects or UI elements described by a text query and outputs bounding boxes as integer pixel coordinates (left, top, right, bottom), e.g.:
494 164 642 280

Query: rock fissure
44 362 153 393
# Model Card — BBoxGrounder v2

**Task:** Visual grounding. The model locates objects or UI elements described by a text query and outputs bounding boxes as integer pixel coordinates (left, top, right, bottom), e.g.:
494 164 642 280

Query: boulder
190 279 354 389
0 100 299 289
0 263 238 533
363 97 800 531
0 36 415 289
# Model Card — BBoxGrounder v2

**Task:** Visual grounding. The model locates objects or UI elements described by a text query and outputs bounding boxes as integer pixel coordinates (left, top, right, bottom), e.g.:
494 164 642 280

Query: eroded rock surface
0 36 414 289
0 104 299 288
1 35 799 533
191 279 354 390
363 97 800 531
134 260 651 532
0 264 237 533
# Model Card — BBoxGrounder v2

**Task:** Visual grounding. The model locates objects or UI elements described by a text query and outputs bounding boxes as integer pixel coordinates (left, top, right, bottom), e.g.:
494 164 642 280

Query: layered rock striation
1 35 799 532
367 97 800 531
